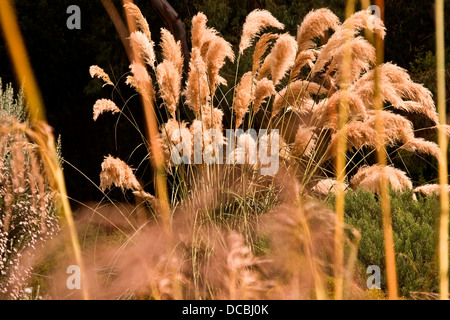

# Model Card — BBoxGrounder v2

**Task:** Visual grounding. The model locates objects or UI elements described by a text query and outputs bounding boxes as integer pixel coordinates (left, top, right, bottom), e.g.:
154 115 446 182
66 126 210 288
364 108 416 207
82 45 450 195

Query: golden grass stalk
414 184 450 196
123 1 151 41
0 0 89 299
333 0 355 300
373 0 398 300
435 0 449 300
123 0 170 228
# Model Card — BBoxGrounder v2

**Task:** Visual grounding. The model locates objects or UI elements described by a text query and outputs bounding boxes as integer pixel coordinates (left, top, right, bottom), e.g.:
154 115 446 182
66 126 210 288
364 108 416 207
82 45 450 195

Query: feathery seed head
89 65 113 86
157 60 181 118
124 2 152 41
160 28 184 75
100 155 142 192
239 9 284 54
93 99 120 121
234 72 255 128
297 8 340 53
129 30 156 69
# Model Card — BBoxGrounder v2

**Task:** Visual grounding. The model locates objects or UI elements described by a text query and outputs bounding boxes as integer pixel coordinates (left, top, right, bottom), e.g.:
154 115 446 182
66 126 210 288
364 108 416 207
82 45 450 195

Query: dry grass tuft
296 8 340 53
89 65 113 87
239 9 284 54
92 99 120 121
350 165 413 195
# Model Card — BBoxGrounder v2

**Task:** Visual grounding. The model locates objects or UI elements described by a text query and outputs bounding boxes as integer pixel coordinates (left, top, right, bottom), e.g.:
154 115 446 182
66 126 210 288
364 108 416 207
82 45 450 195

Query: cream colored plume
326 111 441 160
234 72 255 129
252 33 278 75
291 125 317 157
205 35 235 93
272 80 326 118
124 2 152 41
191 12 208 49
350 165 412 195
160 28 183 75
183 48 210 115
201 106 224 131
252 78 275 112
129 30 156 69
258 33 297 85
93 99 120 121
289 50 316 82
191 12 218 55
325 36 376 84
313 10 385 74
89 65 113 86
128 62 155 101
159 119 192 166
296 8 340 53
156 60 181 118
353 62 439 125
239 9 284 54
100 155 142 192
315 91 366 129
311 178 346 196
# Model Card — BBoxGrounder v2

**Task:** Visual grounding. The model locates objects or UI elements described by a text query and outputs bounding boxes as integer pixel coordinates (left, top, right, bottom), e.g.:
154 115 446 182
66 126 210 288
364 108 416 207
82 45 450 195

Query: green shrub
328 189 445 298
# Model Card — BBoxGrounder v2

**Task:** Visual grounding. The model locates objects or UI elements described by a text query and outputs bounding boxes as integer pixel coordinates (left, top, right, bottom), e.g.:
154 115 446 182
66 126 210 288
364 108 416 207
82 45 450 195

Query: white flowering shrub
0 79 59 299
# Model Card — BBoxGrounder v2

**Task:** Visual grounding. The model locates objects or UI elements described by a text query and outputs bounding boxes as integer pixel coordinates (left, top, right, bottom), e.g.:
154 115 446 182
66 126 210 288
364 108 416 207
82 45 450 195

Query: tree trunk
101 0 134 63
150 0 190 74
251 0 262 10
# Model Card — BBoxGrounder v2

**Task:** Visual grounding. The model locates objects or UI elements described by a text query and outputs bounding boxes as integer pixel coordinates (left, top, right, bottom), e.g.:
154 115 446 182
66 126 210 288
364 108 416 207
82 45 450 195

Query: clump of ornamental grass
83 4 446 299
44 166 363 300
0 80 59 299
414 184 450 197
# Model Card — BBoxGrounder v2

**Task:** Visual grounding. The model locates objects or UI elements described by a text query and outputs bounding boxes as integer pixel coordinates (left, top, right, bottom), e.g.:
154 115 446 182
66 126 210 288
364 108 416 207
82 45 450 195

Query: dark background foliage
0 0 448 206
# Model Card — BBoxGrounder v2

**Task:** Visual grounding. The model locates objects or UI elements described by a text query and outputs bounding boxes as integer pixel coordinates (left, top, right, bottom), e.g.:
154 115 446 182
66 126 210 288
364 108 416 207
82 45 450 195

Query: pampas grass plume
234 72 254 128
129 30 156 69
350 165 412 195
296 8 340 53
89 65 113 86
93 99 120 121
239 9 284 54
